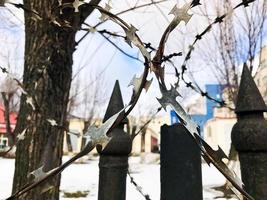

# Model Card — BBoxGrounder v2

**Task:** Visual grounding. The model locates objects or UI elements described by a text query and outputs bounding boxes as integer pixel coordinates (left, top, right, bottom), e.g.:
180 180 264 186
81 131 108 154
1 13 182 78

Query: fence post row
97 80 132 200
160 124 203 200
232 64 267 200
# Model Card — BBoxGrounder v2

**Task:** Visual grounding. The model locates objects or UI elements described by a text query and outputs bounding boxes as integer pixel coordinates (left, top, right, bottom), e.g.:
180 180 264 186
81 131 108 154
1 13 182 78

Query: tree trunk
11 1 101 199
141 131 146 153
66 134 73 153
12 1 75 199
1 92 15 146
65 121 73 152
81 120 91 150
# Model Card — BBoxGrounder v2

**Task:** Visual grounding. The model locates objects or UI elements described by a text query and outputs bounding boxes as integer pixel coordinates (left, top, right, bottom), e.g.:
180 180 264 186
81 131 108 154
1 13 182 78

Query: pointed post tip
235 63 267 114
103 80 127 124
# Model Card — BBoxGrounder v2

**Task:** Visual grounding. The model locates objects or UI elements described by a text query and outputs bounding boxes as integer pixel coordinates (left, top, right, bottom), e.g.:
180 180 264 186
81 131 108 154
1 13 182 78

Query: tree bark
12 1 75 199
141 131 146 153
65 121 73 152
0 0 5 6
11 1 101 199
1 92 15 146
66 134 73 153
81 120 91 150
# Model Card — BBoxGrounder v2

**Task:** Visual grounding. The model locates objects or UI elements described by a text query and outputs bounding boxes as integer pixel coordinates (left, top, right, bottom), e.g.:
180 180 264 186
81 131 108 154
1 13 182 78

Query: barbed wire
131 107 162 140
179 0 256 107
77 0 169 45
0 1 260 199
4 1 230 109
3 2 154 199
149 0 256 199
127 170 152 200
79 23 228 109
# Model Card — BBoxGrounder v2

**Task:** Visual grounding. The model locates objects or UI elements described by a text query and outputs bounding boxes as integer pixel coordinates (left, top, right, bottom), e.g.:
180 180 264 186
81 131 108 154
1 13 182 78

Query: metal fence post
97 80 132 200
232 64 267 199
160 124 203 200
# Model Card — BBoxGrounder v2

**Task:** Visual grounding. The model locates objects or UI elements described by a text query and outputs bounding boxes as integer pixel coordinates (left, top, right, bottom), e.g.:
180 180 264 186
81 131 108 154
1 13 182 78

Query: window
0 137 8 150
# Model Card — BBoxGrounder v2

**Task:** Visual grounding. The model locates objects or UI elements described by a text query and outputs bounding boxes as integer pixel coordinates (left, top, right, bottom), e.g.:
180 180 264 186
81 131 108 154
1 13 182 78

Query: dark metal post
160 124 203 200
97 80 132 200
232 64 267 200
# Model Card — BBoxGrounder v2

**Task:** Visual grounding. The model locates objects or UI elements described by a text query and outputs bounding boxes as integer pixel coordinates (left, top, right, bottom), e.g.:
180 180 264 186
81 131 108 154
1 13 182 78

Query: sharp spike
235 63 267 114
103 80 125 123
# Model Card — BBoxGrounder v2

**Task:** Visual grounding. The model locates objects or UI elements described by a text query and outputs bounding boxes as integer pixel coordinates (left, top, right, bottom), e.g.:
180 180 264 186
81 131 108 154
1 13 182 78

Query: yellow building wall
255 45 267 101
64 118 98 154
204 118 236 155
130 115 169 154
132 134 142 154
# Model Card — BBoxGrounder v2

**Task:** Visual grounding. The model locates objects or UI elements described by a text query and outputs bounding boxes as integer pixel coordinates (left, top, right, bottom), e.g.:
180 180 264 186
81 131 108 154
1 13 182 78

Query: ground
0 154 238 200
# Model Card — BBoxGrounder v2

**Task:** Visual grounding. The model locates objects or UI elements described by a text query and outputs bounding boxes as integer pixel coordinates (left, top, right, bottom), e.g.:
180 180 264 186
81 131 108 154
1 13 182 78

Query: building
204 45 267 154
255 45 267 102
170 84 223 136
63 118 85 153
63 45 267 156
168 45 267 155
168 84 237 154
204 107 236 154
63 115 170 155
130 115 170 154
0 106 17 150
63 117 101 154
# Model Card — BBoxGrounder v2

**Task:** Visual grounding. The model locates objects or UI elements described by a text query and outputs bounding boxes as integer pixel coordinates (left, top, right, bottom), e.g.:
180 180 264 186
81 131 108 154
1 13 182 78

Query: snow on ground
0 158 14 199
0 155 237 200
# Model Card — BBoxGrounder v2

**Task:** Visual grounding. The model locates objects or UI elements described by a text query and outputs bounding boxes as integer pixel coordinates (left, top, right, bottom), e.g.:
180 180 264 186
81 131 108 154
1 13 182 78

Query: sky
0 0 266 118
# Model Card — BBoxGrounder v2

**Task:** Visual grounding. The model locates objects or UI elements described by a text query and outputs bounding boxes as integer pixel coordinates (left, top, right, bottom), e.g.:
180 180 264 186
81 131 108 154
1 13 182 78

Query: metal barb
84 106 128 150
169 3 192 24
156 82 254 199
127 170 152 200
